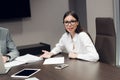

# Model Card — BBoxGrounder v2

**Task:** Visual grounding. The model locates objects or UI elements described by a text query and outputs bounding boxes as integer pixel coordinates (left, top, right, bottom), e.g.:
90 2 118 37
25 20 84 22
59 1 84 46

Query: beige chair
95 17 116 66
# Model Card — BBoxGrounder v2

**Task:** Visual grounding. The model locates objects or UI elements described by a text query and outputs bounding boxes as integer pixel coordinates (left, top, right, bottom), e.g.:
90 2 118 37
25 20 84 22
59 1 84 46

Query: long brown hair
63 11 83 33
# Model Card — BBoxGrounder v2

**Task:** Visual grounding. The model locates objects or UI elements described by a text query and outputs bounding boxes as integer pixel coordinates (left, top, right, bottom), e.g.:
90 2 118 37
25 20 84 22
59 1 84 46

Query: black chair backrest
95 17 116 65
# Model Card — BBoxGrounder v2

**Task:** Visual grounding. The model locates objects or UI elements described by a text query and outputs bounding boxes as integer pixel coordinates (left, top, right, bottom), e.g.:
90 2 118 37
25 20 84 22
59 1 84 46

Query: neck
70 32 75 39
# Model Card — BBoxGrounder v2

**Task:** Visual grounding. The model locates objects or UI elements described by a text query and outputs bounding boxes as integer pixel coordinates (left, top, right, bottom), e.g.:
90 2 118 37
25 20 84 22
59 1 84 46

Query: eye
64 20 77 23
71 20 77 23
64 21 69 23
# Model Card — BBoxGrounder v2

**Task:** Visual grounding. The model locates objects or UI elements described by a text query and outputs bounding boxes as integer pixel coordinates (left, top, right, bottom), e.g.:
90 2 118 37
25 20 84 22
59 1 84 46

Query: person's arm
76 32 99 62
40 34 66 58
40 50 54 58
50 34 65 55
5 30 19 61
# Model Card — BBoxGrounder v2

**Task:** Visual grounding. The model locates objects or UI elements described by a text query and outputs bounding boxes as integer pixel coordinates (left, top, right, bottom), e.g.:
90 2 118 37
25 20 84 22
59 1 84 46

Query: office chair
95 17 116 66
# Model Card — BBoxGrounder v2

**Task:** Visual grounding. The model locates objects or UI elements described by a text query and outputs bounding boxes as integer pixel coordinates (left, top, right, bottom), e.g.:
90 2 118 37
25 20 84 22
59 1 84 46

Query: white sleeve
50 34 65 55
77 32 99 62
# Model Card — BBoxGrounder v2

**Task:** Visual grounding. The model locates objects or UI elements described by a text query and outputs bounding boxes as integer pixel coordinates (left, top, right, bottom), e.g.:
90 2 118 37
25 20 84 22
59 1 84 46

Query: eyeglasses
63 20 77 26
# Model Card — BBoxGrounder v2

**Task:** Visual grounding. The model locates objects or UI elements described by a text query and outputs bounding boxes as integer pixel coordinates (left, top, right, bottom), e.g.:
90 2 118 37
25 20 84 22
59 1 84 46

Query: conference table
0 53 120 80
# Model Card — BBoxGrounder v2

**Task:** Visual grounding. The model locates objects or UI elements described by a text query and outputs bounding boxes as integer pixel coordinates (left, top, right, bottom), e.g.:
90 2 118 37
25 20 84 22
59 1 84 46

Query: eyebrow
64 20 77 21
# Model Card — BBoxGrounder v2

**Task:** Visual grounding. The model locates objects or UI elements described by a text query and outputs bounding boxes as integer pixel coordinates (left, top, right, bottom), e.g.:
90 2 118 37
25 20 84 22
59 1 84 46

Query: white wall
86 0 114 42
0 0 68 48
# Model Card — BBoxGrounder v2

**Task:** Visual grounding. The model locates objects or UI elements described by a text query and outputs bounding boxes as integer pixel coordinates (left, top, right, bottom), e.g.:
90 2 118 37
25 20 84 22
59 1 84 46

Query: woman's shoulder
78 31 91 39
78 31 88 36
59 33 70 40
61 32 69 37
78 31 93 42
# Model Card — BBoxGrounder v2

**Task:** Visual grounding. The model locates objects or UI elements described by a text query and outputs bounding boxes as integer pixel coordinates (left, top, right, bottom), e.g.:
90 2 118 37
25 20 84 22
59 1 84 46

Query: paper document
15 54 43 63
5 54 43 68
5 60 26 68
43 57 64 65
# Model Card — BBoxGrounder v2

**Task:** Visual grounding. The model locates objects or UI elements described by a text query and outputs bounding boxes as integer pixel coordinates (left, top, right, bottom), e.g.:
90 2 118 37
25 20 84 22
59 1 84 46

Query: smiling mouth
67 28 73 30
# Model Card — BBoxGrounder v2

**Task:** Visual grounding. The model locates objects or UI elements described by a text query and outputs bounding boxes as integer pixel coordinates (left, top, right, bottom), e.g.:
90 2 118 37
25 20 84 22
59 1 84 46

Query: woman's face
64 15 79 34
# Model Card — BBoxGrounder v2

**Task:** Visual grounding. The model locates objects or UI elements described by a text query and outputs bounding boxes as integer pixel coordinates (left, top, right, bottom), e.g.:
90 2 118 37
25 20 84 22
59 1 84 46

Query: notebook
0 53 11 74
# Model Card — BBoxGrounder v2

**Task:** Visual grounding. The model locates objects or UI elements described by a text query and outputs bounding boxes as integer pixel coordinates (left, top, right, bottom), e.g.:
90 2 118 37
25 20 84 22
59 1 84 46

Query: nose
67 23 72 27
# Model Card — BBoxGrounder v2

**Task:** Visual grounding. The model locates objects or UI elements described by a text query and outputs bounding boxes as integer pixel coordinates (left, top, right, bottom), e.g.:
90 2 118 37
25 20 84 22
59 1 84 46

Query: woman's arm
77 32 99 62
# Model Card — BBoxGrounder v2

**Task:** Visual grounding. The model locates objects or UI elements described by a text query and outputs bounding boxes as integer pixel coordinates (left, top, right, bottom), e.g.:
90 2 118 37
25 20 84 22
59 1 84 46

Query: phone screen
15 70 37 76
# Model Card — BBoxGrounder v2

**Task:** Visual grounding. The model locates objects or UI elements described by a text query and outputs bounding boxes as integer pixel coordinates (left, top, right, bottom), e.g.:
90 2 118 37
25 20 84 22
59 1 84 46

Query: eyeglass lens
64 20 77 25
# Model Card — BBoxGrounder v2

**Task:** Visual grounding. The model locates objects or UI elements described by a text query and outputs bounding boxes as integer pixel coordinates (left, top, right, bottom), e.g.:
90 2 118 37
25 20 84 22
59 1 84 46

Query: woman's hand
68 52 77 58
40 50 53 58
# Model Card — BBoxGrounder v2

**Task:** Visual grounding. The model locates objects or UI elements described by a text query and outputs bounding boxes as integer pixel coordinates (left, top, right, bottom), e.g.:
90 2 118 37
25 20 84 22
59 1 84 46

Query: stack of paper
5 54 43 68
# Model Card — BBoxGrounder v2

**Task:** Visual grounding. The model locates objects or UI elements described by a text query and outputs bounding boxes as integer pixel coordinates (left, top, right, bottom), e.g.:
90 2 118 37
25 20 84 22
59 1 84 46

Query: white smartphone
55 64 69 69
11 68 40 78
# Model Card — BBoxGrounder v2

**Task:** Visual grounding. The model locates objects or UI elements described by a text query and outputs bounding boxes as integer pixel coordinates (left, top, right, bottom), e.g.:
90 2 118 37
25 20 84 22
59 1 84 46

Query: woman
40 11 99 62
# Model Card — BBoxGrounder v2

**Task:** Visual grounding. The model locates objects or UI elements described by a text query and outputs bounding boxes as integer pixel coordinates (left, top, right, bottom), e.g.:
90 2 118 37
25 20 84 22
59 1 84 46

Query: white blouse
51 32 99 62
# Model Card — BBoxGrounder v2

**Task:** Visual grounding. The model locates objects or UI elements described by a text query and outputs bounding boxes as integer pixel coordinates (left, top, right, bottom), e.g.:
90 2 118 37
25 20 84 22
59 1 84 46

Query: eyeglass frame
63 20 78 26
